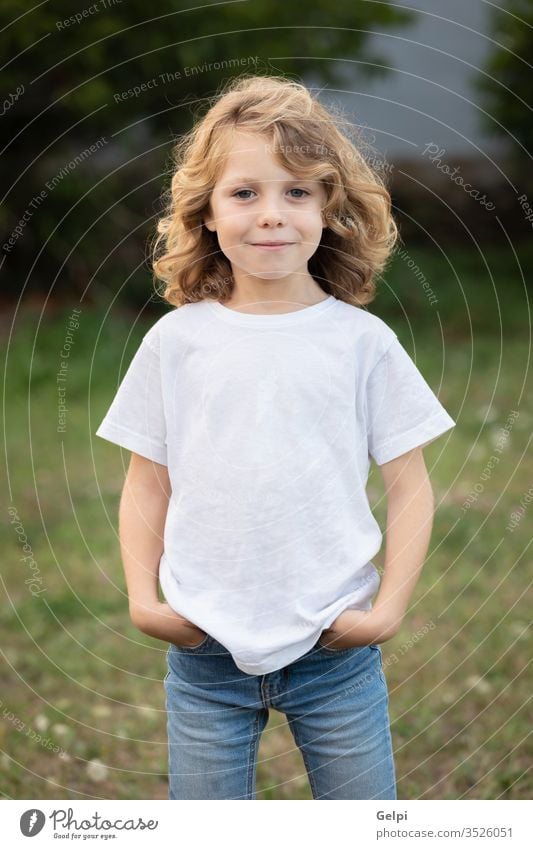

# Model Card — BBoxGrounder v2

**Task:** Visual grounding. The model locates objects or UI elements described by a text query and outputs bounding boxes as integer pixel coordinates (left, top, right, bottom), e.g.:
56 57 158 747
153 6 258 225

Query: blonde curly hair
151 73 399 308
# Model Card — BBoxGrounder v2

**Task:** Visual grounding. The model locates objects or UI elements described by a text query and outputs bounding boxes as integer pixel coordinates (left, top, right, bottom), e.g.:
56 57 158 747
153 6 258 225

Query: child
96 74 456 800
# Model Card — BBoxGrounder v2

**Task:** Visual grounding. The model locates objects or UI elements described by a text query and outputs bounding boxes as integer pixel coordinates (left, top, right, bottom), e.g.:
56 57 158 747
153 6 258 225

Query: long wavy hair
151 74 399 308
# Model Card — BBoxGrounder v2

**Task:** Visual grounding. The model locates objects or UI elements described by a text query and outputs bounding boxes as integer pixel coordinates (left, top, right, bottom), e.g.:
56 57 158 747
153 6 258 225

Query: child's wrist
372 596 405 637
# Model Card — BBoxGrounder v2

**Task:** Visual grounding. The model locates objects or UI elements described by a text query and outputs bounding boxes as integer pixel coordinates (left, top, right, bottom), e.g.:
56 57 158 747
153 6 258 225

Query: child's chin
249 270 295 280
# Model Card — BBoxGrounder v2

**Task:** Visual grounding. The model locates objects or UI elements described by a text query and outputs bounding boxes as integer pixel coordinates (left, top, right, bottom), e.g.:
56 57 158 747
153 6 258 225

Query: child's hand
319 607 397 649
131 600 208 648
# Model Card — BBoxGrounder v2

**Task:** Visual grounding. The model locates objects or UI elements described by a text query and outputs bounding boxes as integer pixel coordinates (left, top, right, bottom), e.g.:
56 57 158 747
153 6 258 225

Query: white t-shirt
96 295 455 674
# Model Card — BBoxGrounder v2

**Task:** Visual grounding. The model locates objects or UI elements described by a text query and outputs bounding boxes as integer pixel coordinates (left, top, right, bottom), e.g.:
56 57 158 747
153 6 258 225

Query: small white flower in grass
441 690 457 705
469 443 486 462
86 759 108 782
489 426 511 451
509 621 529 639
466 675 492 694
4 649 19 664
58 751 71 762
52 723 69 737
476 404 498 424
34 714 49 732
137 705 158 719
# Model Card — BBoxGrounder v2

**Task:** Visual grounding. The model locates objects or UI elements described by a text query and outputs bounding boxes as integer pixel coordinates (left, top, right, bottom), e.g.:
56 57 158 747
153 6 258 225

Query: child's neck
220 280 328 315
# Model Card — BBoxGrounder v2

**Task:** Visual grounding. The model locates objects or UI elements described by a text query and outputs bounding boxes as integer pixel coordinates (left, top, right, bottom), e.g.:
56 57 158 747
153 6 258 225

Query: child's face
204 132 328 286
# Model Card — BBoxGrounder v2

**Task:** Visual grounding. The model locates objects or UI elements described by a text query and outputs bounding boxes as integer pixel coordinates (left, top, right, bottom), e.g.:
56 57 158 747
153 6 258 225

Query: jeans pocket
172 632 212 652
163 643 172 684
317 637 382 656
317 637 359 655
368 643 386 684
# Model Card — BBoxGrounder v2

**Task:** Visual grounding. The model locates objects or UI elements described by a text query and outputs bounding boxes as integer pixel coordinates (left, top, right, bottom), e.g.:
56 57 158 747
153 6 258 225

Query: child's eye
232 188 310 200
233 189 255 199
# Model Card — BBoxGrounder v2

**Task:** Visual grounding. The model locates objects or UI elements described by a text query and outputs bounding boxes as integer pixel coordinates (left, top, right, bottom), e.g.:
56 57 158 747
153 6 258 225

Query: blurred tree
0 0 415 308
475 0 533 168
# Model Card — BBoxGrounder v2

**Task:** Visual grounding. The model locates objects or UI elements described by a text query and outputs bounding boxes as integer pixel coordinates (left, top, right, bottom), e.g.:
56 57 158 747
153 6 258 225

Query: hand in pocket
131 600 207 647
320 608 393 649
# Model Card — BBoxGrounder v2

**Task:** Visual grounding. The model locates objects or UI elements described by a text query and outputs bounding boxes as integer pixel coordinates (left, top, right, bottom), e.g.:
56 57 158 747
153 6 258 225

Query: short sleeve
95 333 167 465
366 335 456 465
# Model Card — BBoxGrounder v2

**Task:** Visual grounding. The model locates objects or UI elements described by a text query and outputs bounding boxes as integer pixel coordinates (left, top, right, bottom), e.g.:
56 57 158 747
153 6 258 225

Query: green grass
1 244 531 799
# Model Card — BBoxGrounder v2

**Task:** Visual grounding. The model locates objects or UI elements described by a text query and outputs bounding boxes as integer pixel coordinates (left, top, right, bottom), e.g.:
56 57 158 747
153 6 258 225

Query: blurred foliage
0 0 414 307
475 0 533 169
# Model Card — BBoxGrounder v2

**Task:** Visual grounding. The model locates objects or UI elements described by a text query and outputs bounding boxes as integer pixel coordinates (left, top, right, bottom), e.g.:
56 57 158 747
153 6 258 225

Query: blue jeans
164 633 397 800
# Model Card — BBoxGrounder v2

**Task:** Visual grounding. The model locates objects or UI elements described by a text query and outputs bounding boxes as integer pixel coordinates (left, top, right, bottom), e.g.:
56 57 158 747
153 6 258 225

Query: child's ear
203 206 216 232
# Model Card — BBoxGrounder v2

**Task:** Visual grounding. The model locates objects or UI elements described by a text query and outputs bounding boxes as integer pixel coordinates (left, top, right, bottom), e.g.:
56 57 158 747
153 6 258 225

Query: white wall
315 0 510 162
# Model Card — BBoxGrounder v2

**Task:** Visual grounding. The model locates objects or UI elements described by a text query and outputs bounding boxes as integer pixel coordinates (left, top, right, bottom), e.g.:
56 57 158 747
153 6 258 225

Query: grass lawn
1 243 531 799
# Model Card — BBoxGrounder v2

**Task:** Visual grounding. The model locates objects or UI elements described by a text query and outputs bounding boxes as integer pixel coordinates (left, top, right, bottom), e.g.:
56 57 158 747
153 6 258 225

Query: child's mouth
249 243 293 251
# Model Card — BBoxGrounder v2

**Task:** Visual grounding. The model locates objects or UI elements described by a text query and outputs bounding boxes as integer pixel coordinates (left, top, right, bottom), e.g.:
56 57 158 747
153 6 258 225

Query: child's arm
320 446 435 648
373 445 435 635
120 452 207 647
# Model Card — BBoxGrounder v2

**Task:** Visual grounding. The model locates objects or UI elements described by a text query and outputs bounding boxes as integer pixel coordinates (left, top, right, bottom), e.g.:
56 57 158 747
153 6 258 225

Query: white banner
3 799 529 847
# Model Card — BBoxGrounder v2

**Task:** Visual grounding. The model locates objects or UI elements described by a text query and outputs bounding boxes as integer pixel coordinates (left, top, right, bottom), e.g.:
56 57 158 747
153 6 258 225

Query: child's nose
255 204 288 226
